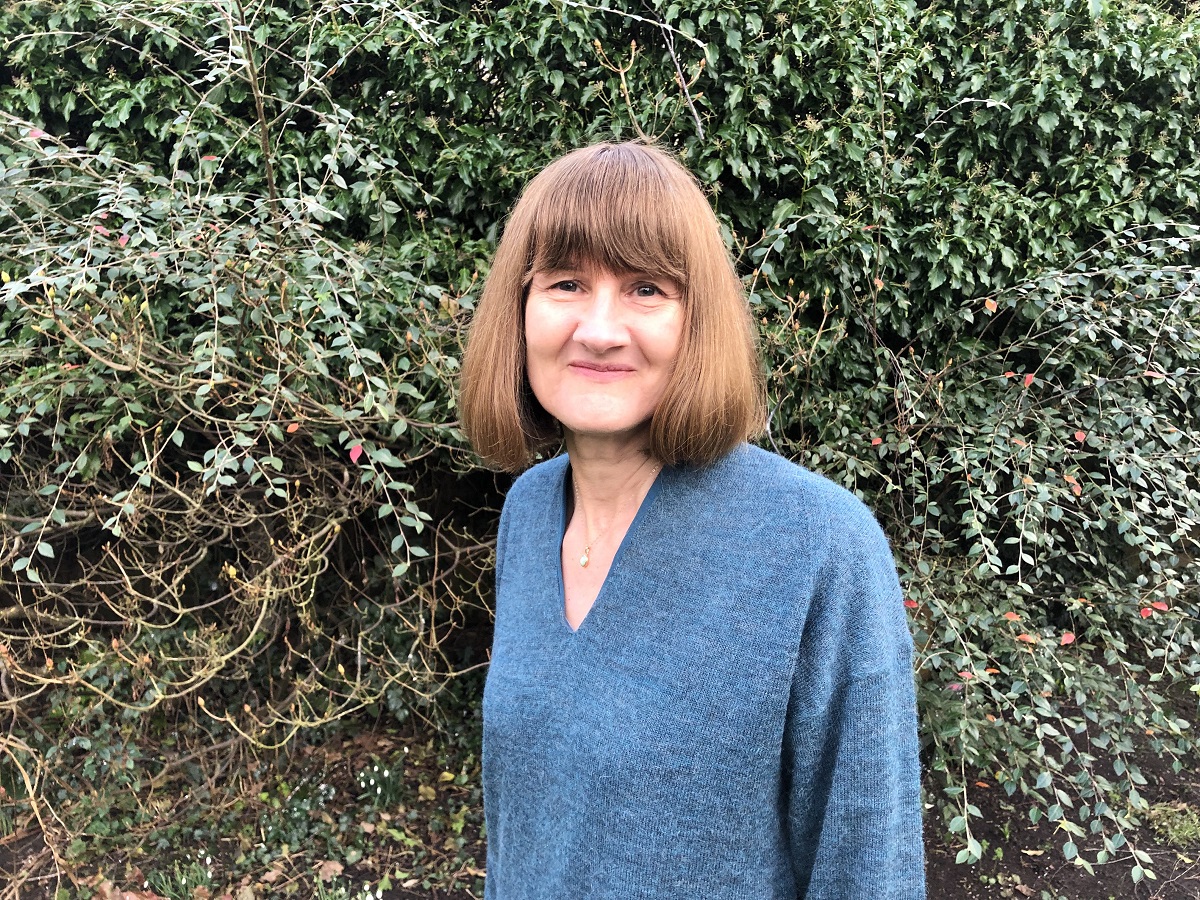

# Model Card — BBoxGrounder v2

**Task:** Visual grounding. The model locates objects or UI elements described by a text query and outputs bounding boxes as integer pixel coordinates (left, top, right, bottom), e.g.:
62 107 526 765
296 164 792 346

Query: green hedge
2 0 1198 880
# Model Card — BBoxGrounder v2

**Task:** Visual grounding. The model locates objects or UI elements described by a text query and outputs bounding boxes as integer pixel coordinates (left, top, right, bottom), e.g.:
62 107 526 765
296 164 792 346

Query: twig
557 0 707 49
229 0 279 213
594 39 652 142
655 15 705 138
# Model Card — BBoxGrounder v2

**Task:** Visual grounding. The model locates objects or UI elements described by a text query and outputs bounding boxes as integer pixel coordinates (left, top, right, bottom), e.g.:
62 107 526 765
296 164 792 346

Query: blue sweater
482 444 926 898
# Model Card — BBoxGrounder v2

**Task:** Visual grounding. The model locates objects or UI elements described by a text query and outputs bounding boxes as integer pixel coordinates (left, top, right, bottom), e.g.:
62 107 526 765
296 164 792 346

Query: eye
551 279 579 292
634 283 664 297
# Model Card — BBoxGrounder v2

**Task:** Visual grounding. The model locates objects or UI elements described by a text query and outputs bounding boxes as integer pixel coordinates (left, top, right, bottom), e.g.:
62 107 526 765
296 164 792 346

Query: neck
564 432 661 529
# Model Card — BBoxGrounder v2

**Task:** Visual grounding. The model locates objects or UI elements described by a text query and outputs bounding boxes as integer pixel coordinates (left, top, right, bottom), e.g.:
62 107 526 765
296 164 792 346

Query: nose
572 277 628 352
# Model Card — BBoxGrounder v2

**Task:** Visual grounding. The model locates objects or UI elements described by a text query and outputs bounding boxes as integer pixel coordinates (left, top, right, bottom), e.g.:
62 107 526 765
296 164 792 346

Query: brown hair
458 141 766 472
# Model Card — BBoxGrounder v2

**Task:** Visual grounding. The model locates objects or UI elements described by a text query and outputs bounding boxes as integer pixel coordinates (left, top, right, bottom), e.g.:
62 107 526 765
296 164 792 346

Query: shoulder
681 443 889 553
667 445 907 677
503 453 568 505
701 448 912 684
494 454 568 578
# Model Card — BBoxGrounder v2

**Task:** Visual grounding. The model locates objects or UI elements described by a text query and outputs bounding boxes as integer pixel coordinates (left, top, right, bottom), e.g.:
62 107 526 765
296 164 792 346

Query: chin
543 391 660 443
559 415 654 442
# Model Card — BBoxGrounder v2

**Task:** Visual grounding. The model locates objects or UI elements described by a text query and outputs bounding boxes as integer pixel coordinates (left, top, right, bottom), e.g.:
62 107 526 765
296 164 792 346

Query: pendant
579 548 590 567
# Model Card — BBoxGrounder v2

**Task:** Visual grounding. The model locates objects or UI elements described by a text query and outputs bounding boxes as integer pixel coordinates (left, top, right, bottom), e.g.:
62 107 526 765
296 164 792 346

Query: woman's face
524 264 685 445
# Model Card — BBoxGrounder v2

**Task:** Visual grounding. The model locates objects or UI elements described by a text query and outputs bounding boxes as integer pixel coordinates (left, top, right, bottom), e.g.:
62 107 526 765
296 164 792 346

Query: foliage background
1 0 1198 893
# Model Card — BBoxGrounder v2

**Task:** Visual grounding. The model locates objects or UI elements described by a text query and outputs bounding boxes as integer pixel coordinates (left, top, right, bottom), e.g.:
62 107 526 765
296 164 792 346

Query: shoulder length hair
458 141 766 472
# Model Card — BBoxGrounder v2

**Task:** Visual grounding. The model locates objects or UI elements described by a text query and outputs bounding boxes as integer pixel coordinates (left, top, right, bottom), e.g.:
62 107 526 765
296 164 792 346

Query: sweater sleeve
781 509 926 899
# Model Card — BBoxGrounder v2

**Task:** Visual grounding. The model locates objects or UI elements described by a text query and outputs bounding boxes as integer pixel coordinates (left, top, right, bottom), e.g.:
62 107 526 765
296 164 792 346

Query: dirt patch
5 724 1197 900
927 755 1200 900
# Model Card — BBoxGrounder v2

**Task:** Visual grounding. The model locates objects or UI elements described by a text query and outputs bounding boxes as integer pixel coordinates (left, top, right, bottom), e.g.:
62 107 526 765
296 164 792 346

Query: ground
923 751 1200 900
2 713 1197 900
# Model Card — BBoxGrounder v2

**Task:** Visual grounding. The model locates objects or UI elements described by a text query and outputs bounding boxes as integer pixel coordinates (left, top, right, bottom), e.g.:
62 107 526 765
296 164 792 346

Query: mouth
568 361 636 381
569 362 636 373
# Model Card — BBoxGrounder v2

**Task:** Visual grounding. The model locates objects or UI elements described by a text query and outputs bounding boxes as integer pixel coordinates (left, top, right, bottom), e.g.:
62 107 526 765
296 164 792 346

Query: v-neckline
555 460 664 635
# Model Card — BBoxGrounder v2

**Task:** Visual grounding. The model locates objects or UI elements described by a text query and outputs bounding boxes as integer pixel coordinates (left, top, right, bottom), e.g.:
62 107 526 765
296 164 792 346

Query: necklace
572 462 661 568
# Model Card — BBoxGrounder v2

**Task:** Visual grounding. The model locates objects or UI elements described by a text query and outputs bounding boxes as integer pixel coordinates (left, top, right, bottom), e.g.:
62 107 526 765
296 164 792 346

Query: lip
568 361 636 381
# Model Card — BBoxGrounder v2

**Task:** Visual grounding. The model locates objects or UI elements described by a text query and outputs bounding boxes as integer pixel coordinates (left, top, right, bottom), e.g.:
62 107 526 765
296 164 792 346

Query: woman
459 142 926 899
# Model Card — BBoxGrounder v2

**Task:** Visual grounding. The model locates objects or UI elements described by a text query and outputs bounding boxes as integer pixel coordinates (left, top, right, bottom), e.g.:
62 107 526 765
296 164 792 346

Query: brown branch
230 0 279 213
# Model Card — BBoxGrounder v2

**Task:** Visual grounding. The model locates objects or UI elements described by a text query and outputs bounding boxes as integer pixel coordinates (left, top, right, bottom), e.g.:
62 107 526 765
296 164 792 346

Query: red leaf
29 128 46 139
1140 607 1153 618
903 599 918 609
1003 371 1016 378
1003 611 1020 621
1151 601 1169 612
984 299 998 312
1142 370 1166 379
1016 633 1038 643
1023 373 1035 387
94 225 111 236
201 155 218 161
1074 430 1086 442
957 671 974 679
871 436 883 446
349 444 363 464
118 234 129 247
315 859 344 882
1060 632 1075 645
286 423 300 434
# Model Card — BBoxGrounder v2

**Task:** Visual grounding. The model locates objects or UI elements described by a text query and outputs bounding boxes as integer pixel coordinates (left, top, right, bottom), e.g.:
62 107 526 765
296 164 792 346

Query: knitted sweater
482 444 926 899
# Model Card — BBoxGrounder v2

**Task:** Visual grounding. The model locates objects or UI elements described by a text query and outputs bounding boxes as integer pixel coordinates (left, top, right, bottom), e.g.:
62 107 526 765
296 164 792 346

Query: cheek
523 328 549 375
655 310 686 369
523 306 564 392
524 301 568 353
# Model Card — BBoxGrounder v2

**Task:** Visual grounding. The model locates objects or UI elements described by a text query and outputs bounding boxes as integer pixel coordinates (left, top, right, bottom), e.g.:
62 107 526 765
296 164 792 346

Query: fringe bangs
525 145 690 287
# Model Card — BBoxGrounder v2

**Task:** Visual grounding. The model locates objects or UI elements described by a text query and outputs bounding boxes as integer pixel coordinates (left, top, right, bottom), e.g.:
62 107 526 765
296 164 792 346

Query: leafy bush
1 0 1197 885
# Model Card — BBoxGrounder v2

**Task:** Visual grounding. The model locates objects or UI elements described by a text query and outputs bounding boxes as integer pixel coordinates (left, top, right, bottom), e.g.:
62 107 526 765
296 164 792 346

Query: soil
4 732 1198 900
925 753 1200 900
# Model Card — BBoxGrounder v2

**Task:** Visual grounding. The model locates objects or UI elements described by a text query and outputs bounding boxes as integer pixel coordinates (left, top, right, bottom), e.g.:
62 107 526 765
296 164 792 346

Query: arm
783 513 926 899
